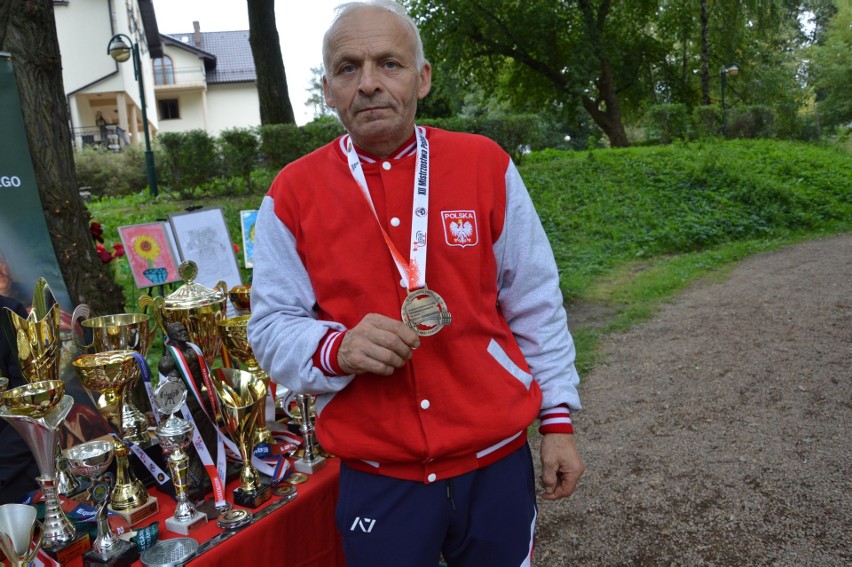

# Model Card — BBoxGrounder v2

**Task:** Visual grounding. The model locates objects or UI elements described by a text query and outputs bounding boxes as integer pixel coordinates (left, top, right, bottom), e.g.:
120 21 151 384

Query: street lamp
107 33 158 197
720 63 740 138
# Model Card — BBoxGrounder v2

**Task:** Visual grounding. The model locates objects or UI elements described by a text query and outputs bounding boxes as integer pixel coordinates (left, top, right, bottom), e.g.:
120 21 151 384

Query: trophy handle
71 303 94 352
23 519 45 566
138 295 166 337
215 280 228 296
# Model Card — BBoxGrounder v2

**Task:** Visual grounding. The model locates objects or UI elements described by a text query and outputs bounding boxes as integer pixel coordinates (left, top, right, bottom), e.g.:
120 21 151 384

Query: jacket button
390 217 401 227
382 161 391 171
420 399 430 410
427 473 437 483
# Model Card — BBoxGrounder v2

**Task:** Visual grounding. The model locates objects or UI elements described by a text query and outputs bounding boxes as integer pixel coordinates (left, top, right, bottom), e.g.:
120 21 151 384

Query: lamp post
720 63 740 138
107 33 158 197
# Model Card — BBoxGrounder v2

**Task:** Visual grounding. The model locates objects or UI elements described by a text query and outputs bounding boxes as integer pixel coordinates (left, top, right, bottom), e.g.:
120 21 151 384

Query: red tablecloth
62 459 344 567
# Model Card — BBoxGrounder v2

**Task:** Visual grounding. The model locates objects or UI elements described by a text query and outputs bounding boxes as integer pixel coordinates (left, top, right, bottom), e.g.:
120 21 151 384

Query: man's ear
323 76 336 109
417 63 432 101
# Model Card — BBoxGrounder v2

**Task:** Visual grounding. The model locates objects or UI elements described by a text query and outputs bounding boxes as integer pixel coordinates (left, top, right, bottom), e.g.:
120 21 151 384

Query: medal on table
346 126 452 336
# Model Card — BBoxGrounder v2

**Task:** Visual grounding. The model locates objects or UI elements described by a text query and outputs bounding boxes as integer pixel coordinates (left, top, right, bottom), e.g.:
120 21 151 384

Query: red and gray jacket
248 127 580 484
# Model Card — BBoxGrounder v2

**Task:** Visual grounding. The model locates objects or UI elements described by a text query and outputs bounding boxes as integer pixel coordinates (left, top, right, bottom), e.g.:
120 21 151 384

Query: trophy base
83 538 140 567
165 511 208 535
109 495 159 526
294 455 327 474
233 484 271 509
43 531 92 564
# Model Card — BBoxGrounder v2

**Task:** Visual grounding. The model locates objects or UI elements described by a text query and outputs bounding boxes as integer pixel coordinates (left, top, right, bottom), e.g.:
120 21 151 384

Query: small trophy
72 351 158 526
0 381 91 562
65 440 140 566
210 368 271 508
0 503 44 567
217 315 272 446
227 285 252 315
293 393 326 474
153 376 208 535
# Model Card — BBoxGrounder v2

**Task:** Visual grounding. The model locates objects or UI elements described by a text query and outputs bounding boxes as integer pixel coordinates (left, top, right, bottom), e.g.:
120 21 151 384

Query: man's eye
383 61 399 69
340 64 357 74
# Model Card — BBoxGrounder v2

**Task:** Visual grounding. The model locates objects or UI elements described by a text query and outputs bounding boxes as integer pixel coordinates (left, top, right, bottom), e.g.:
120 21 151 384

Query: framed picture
118 222 182 289
240 210 258 268
168 208 243 294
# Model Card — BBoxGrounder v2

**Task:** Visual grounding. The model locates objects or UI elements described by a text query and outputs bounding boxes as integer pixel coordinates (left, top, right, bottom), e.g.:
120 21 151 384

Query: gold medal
287 473 308 485
401 287 452 336
273 484 295 497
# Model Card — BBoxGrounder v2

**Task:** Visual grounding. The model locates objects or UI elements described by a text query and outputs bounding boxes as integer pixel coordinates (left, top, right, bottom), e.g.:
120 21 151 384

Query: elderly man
248 1 584 565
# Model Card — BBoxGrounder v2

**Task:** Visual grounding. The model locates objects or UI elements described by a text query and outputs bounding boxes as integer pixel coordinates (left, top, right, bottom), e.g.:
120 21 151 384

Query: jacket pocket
487 338 533 390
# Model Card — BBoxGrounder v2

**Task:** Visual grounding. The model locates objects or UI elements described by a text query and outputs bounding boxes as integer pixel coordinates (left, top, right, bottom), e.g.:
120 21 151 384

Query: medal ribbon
345 126 430 292
130 351 160 425
109 433 170 486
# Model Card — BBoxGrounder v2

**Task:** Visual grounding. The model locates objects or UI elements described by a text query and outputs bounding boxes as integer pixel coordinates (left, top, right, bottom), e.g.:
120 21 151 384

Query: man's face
323 7 431 157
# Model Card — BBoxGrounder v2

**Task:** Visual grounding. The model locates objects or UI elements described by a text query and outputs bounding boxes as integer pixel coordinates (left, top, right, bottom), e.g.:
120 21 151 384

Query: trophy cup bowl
3 303 61 383
138 261 227 367
64 439 114 478
228 285 252 315
1 380 65 418
0 388 79 551
0 503 44 567
72 350 148 445
77 312 153 356
217 315 272 446
210 367 271 508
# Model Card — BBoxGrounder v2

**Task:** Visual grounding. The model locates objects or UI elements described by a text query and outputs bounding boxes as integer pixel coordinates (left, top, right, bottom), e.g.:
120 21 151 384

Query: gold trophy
71 304 153 447
153 376 208 535
217 315 272 447
3 296 61 383
228 284 252 315
138 261 227 368
72 351 158 526
64 440 140 566
0 381 91 561
0 503 44 567
210 367 271 509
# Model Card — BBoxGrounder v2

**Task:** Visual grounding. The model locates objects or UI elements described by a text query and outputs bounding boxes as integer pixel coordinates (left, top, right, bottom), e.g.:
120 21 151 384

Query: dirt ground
530 233 851 566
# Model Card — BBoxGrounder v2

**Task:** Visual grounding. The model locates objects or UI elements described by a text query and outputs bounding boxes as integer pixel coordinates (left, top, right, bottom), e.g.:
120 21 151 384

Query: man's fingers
338 314 420 375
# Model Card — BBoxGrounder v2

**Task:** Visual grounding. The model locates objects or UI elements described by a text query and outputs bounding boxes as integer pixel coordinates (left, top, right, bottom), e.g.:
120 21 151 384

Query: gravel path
530 233 851 566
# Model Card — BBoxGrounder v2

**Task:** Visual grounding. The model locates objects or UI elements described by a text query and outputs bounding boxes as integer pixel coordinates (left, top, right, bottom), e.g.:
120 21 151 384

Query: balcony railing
72 125 129 152
154 65 206 87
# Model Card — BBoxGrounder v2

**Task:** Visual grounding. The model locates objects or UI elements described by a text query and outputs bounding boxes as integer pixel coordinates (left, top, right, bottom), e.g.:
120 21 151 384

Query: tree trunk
247 0 296 125
700 0 711 105
0 0 124 314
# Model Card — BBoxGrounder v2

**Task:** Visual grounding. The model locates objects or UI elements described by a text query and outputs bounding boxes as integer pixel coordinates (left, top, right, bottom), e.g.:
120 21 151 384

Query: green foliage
258 118 344 169
74 145 147 196
645 104 690 144
808 4 852 130
420 115 546 162
219 128 260 192
726 105 776 139
157 130 220 198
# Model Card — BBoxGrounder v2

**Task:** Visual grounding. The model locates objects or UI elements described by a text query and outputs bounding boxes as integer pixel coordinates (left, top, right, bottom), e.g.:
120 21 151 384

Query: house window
158 99 180 120
153 56 175 85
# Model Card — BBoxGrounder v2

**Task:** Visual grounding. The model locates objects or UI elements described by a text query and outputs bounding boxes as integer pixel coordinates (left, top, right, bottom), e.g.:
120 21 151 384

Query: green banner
0 54 72 310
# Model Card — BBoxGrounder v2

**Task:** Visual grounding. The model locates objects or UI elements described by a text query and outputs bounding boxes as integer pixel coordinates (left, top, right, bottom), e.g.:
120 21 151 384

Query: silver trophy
64 440 139 565
153 377 208 535
0 503 44 567
293 393 325 474
0 381 78 550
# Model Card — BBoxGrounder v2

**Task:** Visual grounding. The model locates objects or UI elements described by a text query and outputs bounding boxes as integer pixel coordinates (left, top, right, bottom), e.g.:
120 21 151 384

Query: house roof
160 29 256 84
139 0 163 58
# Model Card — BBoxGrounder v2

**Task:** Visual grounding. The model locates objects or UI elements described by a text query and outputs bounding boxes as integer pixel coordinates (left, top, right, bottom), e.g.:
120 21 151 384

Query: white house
53 0 258 150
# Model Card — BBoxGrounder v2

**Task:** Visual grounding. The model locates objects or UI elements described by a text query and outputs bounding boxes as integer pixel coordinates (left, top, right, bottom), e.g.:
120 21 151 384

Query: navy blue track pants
336 443 537 567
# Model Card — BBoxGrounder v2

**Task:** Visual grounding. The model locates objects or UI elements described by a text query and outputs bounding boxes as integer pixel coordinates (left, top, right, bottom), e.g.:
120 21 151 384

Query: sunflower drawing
133 234 161 268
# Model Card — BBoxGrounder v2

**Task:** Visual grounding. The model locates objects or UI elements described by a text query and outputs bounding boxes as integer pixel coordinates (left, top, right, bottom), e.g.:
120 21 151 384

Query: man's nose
357 63 382 94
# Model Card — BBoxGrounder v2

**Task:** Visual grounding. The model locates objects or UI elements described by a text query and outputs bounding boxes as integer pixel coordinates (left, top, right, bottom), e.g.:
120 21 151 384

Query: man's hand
338 313 420 376
539 433 585 500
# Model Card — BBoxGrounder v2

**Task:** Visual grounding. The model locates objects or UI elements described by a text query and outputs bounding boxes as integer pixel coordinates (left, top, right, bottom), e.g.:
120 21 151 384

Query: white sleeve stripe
539 417 573 426
320 331 343 374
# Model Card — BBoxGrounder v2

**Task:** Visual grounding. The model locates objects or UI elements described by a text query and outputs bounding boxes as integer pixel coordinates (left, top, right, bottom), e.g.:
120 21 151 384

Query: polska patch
442 210 478 248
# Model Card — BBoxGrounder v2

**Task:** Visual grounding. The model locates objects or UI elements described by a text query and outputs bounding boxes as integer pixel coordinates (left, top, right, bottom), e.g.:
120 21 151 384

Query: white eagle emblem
442 210 479 248
450 220 474 244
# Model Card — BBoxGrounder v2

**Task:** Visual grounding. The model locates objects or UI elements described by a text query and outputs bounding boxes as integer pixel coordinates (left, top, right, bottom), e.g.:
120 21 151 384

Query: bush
158 130 220 197
219 128 260 192
74 145 148 197
726 105 776 139
645 104 690 144
420 114 545 163
692 106 722 139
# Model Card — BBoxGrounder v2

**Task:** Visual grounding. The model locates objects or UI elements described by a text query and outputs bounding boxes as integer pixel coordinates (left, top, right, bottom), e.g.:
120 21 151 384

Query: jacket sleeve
494 161 582 412
247 196 354 395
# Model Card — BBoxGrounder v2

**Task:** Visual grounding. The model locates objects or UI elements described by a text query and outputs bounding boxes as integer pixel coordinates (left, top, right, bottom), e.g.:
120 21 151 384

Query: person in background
0 294 40 503
248 1 584 565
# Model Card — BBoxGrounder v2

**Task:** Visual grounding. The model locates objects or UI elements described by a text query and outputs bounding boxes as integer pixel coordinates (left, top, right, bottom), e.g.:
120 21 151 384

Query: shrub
692 106 722 139
74 145 147 197
645 104 690 144
219 128 260 192
726 105 776 139
158 130 220 197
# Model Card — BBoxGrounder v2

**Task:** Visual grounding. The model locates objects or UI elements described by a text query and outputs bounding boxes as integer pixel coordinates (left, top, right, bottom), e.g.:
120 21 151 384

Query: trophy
153 376 208 535
228 285 252 315
210 367 271 508
72 304 154 439
138 261 227 367
2 291 61 382
217 315 272 447
0 503 44 567
64 440 140 566
72 351 158 526
293 393 326 474
0 380 91 561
